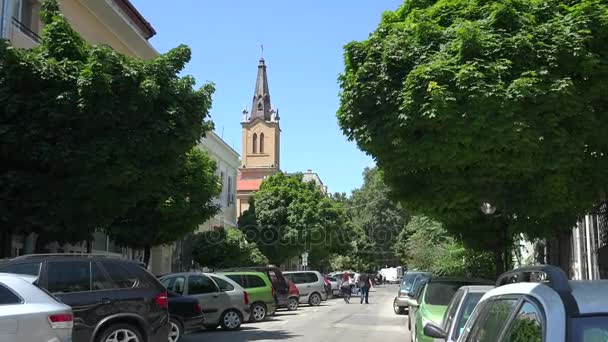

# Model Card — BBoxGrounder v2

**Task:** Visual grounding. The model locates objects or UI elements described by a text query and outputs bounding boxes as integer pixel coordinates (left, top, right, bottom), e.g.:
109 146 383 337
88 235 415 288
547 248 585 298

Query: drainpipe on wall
0 0 8 39
586 215 594 280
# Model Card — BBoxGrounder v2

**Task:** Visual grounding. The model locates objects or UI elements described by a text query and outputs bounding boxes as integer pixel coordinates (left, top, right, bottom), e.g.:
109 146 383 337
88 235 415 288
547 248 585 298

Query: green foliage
239 172 350 267
0 0 214 246
338 0 608 241
395 216 495 278
192 228 269 269
106 148 221 262
349 168 410 268
328 254 371 273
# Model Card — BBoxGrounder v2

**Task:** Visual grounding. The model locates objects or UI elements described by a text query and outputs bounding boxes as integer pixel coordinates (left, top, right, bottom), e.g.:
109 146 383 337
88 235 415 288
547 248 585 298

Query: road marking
333 323 406 333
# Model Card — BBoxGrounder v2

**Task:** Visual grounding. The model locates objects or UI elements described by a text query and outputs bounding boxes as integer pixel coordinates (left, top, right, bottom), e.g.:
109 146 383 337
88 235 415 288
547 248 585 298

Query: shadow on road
185 327 301 341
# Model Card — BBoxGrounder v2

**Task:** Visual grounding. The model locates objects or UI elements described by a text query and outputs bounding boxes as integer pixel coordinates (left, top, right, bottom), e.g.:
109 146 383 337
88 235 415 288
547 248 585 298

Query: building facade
237 57 281 216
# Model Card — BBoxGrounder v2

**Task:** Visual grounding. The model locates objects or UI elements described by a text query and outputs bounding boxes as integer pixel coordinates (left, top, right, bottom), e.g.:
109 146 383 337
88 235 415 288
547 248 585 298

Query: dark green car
220 271 277 322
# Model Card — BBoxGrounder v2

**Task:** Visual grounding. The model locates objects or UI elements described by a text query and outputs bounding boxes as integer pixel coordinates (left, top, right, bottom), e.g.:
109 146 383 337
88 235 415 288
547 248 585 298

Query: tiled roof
237 179 263 191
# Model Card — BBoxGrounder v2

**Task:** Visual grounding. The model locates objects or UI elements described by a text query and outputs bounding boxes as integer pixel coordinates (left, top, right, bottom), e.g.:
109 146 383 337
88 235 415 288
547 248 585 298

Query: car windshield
572 316 608 341
402 272 423 291
424 282 468 306
453 292 484 339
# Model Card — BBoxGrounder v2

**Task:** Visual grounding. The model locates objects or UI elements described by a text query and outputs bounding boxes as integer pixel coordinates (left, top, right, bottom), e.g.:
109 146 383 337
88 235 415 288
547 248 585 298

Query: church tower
236 57 281 216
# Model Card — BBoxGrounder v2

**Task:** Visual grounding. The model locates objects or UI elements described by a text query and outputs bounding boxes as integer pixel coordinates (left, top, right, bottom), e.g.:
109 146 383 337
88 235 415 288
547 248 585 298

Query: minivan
283 271 328 306
219 267 290 309
0 254 170 342
220 271 277 322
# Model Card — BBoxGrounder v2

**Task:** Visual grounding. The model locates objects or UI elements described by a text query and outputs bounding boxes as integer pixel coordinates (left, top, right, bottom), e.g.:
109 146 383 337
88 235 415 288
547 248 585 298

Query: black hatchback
0 254 170 342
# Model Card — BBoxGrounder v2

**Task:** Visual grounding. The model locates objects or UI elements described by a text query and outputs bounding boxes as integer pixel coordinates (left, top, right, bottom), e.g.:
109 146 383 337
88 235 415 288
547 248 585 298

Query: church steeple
251 58 272 121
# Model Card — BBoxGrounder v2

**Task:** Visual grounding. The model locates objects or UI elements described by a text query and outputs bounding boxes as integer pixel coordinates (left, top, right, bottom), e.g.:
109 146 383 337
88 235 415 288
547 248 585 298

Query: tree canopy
107 148 221 265
0 0 214 253
338 0 608 241
239 172 350 267
192 228 269 270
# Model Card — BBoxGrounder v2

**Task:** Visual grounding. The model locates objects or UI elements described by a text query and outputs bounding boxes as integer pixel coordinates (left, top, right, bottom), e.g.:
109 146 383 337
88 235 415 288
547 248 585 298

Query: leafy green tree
0 0 214 255
192 228 269 270
338 0 608 273
349 168 409 268
239 173 350 267
107 148 221 265
395 216 495 279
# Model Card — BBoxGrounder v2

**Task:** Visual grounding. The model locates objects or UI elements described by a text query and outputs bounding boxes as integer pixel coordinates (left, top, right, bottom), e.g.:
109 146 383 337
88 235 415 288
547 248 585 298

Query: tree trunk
143 245 151 267
35 234 48 253
86 240 92 254
0 229 12 258
557 229 573 278
494 248 505 278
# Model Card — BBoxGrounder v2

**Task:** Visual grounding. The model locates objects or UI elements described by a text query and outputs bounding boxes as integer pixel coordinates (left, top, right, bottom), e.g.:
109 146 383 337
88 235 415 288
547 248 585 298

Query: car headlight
398 290 407 297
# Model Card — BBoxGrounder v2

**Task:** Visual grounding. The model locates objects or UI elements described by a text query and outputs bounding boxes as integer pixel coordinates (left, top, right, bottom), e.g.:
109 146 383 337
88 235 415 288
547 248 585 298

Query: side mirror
423 322 447 339
409 299 419 308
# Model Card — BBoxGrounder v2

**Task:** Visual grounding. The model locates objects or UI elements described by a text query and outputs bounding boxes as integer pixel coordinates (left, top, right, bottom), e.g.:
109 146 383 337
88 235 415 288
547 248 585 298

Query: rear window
286 273 311 284
424 282 468 306
47 261 91 294
306 272 319 283
245 275 266 288
100 260 156 289
0 283 21 305
573 316 608 341
0 262 41 277
225 274 245 287
211 276 235 292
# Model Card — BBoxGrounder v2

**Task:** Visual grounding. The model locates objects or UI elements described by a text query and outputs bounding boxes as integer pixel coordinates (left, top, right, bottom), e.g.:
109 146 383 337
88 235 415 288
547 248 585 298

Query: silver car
0 273 73 342
283 271 328 306
160 272 250 331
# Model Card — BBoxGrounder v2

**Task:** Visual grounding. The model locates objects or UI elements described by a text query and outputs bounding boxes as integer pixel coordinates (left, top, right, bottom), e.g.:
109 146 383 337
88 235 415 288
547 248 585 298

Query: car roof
219 271 267 276
459 285 495 293
428 276 493 284
283 270 319 274
569 280 608 315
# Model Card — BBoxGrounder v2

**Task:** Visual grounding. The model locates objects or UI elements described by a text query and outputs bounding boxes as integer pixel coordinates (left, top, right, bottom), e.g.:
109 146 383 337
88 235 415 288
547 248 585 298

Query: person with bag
340 272 352 303
358 273 372 304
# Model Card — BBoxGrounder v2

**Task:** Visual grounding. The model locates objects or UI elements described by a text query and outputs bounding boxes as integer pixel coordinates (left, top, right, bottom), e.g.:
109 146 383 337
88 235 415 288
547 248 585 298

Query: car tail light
155 291 168 308
48 313 73 329
244 291 250 305
194 303 202 314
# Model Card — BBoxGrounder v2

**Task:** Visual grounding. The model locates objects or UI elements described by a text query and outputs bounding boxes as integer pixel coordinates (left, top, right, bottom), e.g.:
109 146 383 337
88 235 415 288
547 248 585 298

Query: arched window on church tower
252 133 258 154
258 102 263 111
260 133 265 154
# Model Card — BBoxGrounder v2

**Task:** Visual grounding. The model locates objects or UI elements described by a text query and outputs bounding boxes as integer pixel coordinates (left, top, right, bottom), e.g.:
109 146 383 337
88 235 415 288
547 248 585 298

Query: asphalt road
182 284 410 342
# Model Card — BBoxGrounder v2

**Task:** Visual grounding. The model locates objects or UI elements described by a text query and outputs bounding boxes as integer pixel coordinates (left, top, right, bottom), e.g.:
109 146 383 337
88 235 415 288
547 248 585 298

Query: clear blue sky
131 0 402 194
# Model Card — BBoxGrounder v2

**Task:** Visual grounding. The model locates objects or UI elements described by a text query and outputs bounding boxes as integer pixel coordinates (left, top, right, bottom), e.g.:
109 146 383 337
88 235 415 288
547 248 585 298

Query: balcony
9 16 41 49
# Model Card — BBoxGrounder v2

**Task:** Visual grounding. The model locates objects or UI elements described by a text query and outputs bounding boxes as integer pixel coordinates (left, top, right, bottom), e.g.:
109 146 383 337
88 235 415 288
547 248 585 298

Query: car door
292 273 311 297
0 282 21 342
464 297 520 342
185 275 222 324
500 300 544 342
43 260 111 342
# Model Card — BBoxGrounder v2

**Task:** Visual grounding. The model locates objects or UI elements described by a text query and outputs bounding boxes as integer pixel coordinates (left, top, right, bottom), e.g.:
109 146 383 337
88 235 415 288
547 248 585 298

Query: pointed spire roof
251 58 272 121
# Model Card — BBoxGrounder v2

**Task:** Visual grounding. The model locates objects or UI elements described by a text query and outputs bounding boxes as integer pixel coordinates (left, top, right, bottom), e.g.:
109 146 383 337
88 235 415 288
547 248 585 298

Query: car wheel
220 309 242 330
393 298 405 315
250 303 267 322
168 318 182 342
97 323 143 342
287 297 299 311
309 293 321 306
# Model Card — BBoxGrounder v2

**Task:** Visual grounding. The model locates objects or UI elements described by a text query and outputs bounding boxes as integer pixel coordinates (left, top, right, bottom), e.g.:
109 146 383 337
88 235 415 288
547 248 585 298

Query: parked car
283 271 328 306
324 275 341 297
219 267 290 310
409 277 493 342
167 291 204 342
160 272 250 330
394 271 431 315
0 272 73 342
422 285 493 342
458 265 608 342
0 254 170 342
219 271 277 322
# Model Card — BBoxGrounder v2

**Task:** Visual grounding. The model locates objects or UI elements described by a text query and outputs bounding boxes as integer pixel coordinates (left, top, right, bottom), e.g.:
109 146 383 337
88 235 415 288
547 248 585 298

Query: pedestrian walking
358 273 372 304
341 272 352 303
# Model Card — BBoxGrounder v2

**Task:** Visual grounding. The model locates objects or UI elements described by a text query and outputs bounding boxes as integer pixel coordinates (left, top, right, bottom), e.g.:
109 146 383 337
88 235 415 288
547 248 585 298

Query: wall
241 120 280 169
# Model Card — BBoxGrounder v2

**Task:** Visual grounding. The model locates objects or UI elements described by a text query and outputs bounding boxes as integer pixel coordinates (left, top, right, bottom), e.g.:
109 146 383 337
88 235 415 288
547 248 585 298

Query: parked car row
0 253 345 342
395 265 608 342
